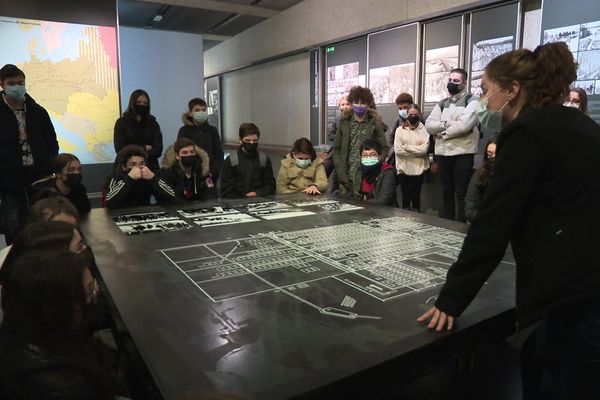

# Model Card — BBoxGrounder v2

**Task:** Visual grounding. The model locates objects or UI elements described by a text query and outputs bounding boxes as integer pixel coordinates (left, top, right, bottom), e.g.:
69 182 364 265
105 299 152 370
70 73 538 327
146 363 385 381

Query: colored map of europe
0 16 119 163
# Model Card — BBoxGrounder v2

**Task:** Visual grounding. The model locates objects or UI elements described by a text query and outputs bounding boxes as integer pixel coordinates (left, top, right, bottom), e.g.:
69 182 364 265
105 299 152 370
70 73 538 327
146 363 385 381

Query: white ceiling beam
136 0 279 18
203 33 233 41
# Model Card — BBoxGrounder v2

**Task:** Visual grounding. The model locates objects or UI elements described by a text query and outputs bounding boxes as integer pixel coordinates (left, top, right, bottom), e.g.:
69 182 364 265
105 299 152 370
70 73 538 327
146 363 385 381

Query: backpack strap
258 152 267 167
229 150 266 167
229 151 239 167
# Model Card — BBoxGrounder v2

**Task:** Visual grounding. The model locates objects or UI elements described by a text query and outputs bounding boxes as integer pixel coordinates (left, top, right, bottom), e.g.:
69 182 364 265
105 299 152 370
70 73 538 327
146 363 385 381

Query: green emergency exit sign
326 46 335 53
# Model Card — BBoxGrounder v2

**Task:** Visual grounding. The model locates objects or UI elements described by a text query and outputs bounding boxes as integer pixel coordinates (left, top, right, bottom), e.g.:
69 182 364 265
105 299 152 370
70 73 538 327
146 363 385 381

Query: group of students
2 38 600 399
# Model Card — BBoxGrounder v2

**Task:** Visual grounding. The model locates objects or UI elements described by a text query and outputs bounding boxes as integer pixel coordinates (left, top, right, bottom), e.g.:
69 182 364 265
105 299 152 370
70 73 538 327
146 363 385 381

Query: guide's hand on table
417 306 454 331
128 166 142 180
246 192 257 197
304 185 321 195
140 166 155 180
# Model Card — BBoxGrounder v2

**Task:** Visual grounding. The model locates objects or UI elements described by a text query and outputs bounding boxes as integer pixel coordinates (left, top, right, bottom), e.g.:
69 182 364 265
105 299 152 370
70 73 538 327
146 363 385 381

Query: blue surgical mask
192 111 208 124
476 92 508 133
399 109 407 119
4 84 26 101
361 156 380 166
295 158 311 169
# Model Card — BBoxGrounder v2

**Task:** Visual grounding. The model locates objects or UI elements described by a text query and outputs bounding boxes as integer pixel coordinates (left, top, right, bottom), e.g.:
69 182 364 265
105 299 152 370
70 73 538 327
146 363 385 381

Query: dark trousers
397 173 424 212
521 297 600 399
437 154 474 222
0 189 32 245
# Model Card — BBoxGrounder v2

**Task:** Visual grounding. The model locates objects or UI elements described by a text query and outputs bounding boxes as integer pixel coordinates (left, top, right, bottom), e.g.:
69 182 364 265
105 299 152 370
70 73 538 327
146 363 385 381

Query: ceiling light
153 14 163 22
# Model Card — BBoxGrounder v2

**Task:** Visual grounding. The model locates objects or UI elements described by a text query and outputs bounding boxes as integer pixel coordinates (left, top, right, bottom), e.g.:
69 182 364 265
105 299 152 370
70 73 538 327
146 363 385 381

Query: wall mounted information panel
204 76 221 135
469 3 519 97
367 24 419 129
0 15 120 164
325 38 367 142
422 16 463 115
541 0 600 123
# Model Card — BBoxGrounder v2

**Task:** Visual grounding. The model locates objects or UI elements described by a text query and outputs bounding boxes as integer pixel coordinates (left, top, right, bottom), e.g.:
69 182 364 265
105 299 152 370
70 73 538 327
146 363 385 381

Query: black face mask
134 104 149 116
407 116 420 125
447 82 462 95
65 173 82 187
360 162 381 183
242 142 258 154
486 157 496 167
180 155 199 168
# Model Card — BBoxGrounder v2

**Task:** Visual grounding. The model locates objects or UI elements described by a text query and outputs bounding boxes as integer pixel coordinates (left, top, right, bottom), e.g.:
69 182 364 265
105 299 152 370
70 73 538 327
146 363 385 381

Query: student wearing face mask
0 64 59 245
394 104 430 212
418 42 600 399
104 145 175 209
177 98 224 182
425 68 480 222
564 87 588 116
355 140 396 206
332 86 389 196
31 153 91 215
114 89 163 172
277 138 328 195
159 137 213 201
220 123 275 198
464 137 496 223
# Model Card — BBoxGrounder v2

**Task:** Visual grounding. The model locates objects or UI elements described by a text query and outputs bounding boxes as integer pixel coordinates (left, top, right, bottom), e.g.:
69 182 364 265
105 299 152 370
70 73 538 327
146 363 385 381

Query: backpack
229 150 268 168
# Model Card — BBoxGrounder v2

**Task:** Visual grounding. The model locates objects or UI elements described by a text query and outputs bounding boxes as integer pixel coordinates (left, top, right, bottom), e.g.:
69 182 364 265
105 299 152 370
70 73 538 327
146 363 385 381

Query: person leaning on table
417 42 600 400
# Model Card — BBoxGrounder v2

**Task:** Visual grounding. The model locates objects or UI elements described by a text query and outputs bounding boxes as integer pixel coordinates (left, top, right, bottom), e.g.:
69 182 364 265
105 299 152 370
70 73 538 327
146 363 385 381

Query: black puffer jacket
0 343 105 400
177 113 224 179
0 93 59 193
220 148 275 198
113 113 163 172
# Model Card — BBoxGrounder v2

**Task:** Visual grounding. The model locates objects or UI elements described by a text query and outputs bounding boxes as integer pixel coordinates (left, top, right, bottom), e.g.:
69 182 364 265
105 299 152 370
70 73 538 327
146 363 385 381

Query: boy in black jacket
220 123 275 199
177 98 224 183
159 138 214 201
104 145 175 209
0 64 59 244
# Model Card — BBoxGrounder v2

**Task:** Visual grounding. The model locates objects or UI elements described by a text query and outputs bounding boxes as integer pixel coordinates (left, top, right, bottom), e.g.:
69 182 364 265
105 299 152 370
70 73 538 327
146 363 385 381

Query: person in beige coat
277 138 328 195
395 104 430 211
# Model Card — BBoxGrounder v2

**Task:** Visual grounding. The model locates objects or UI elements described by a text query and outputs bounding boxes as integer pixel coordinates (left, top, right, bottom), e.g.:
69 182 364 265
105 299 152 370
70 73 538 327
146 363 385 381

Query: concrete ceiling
118 0 303 50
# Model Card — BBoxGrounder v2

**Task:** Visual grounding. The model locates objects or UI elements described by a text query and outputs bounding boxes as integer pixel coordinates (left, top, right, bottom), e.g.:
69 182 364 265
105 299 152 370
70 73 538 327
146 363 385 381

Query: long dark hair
27 196 80 225
477 137 497 189
0 221 81 288
124 88 150 116
0 250 116 399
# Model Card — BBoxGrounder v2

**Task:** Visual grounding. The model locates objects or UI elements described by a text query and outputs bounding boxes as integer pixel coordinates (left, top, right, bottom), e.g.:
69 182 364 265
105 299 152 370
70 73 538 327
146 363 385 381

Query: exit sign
326 46 335 53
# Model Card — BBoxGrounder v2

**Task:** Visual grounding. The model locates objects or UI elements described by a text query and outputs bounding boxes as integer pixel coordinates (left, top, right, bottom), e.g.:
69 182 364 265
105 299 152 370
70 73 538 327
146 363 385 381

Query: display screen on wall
327 61 365 106
544 22 600 94
325 38 367 142
469 3 519 96
367 24 418 105
422 16 463 112
541 0 600 123
0 16 120 163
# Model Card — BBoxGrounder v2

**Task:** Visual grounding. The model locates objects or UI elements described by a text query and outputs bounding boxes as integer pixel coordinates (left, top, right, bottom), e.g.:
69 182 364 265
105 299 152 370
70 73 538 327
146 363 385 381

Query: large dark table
81 195 516 399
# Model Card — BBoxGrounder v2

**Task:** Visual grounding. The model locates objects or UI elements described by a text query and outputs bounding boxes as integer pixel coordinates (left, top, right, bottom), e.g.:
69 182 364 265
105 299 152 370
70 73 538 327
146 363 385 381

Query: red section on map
98 26 118 68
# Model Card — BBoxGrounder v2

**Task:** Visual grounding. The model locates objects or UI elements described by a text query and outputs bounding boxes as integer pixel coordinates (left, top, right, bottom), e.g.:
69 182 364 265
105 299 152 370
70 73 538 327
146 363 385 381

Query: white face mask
563 102 579 109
